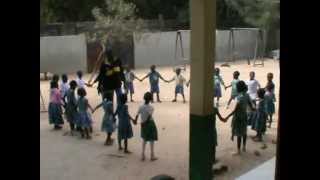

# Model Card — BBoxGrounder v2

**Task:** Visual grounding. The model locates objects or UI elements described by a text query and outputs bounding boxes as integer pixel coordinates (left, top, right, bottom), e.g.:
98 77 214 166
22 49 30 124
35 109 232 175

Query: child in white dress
134 92 159 161
246 71 261 104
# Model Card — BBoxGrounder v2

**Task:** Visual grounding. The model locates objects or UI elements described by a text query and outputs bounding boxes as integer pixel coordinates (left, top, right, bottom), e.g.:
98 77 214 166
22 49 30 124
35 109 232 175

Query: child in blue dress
251 88 268 142
140 65 167 103
114 94 135 153
225 71 240 109
134 92 159 161
265 83 276 128
265 73 275 93
225 81 255 155
166 68 187 103
214 68 226 107
48 81 64 130
124 67 141 102
64 80 78 135
77 88 94 139
93 93 116 146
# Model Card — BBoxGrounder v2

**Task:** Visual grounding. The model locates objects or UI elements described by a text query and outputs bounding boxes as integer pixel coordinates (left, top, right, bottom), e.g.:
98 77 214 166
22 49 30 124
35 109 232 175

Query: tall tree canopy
40 0 106 23
40 0 279 30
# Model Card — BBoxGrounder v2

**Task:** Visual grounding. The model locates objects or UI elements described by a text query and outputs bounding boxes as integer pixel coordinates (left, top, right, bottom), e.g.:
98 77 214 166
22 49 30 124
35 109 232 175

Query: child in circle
225 81 255 155
114 94 135 153
60 74 69 101
213 68 226 107
212 106 227 163
76 70 86 89
140 65 168 103
265 83 276 128
265 73 275 94
93 93 116 146
48 81 64 130
166 68 187 103
225 71 240 109
246 71 261 104
52 74 60 84
124 67 141 102
64 80 78 135
251 88 268 142
77 88 94 139
134 92 159 161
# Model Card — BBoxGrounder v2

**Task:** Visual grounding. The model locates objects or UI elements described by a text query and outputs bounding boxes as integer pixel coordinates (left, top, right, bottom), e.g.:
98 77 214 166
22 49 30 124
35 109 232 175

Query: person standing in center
88 49 125 106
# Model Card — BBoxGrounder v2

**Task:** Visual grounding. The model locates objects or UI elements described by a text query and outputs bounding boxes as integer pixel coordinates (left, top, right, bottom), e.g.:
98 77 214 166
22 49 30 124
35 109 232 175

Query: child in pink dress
48 81 64 130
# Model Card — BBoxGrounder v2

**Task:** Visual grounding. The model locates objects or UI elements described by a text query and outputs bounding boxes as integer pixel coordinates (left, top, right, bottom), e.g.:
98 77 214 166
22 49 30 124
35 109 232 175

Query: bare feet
151 157 158 161
105 139 113 146
261 144 267 150
141 156 145 161
232 150 241 156
242 147 246 152
252 137 262 142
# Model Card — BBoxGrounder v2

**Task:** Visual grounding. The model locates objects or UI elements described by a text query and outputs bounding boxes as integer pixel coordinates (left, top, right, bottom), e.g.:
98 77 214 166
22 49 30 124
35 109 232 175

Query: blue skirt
101 115 115 133
214 85 222 98
150 83 159 93
125 82 134 94
48 103 64 125
175 85 184 94
65 105 77 124
266 102 275 114
117 120 133 140
251 111 267 134
77 112 92 128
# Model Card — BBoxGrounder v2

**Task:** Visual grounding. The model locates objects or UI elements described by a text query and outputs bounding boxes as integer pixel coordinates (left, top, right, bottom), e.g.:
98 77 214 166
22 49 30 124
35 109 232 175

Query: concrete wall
40 34 87 74
134 30 190 68
134 30 260 68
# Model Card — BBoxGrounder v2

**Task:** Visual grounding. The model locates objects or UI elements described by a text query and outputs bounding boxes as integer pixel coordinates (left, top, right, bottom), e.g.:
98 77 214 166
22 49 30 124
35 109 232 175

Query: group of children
213 68 276 155
124 65 187 103
47 65 276 159
48 71 159 161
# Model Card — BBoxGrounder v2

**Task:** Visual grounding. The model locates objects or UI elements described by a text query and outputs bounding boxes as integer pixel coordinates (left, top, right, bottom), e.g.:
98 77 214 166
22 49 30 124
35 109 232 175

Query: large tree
40 0 106 23
227 0 280 50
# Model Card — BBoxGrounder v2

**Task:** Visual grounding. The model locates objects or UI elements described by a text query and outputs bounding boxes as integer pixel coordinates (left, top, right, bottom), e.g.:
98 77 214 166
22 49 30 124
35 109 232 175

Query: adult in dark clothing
89 49 125 105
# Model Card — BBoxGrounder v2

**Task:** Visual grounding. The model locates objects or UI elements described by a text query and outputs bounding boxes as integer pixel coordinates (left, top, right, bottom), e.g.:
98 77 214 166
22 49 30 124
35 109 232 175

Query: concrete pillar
189 0 216 179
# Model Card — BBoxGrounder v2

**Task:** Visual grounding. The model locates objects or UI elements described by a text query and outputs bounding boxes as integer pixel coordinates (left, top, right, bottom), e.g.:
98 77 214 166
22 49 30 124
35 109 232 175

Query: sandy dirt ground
40 59 279 180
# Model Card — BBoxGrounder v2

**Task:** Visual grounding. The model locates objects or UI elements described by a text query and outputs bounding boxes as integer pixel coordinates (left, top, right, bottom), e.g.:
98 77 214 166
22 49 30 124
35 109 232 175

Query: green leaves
227 0 279 29
89 0 145 44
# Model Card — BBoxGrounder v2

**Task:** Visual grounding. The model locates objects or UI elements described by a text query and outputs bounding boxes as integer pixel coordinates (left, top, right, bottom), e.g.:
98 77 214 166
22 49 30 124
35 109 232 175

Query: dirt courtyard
40 59 279 180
